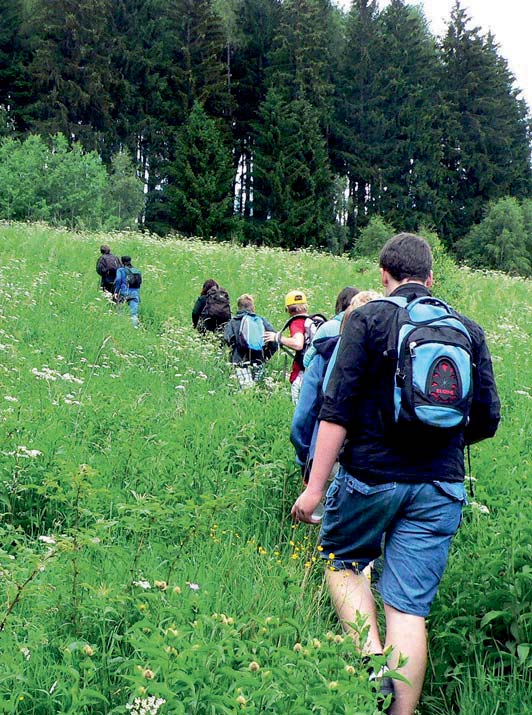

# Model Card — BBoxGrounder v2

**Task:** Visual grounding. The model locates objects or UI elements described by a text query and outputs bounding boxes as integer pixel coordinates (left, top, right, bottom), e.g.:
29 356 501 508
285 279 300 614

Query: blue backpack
380 295 473 430
237 314 265 352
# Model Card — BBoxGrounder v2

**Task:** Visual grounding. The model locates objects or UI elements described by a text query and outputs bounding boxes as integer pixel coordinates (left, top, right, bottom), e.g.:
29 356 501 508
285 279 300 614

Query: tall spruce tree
148 101 235 238
21 0 117 155
370 1 443 232
0 0 33 135
268 0 336 132
143 0 231 215
440 1 532 246
330 0 381 240
230 0 280 218
332 1 443 242
252 91 334 248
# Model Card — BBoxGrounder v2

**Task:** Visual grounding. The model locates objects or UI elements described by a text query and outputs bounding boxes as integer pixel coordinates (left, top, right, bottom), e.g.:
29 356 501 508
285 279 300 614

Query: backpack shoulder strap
370 296 408 360
372 296 408 309
281 314 309 333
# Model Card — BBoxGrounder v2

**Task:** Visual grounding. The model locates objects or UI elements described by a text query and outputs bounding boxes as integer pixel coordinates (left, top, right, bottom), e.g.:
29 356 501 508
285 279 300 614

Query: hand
291 487 324 524
264 330 279 344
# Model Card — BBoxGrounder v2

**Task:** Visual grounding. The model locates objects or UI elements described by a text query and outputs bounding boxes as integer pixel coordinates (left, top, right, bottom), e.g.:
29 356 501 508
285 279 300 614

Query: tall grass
0 223 530 714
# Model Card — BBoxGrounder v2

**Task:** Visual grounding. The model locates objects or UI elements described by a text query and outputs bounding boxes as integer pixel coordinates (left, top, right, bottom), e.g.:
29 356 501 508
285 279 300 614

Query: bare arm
264 331 305 351
291 421 346 523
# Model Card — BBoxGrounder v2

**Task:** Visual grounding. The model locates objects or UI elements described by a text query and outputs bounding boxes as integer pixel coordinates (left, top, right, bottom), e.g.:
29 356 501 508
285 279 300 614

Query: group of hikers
98 234 501 715
190 233 501 715
96 245 143 327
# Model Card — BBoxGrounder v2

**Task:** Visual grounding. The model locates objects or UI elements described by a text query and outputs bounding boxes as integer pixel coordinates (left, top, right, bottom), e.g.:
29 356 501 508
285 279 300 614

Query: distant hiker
197 283 231 333
96 244 121 294
192 279 219 329
291 291 381 483
291 233 500 715
303 286 360 368
114 255 142 327
223 294 278 388
264 290 325 404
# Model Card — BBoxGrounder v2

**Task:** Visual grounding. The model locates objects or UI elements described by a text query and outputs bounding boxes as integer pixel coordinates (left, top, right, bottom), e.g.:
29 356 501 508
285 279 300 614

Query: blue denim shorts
319 466 466 617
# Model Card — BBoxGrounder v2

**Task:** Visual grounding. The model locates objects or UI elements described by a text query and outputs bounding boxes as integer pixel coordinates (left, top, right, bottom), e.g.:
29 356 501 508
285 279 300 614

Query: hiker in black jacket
192 279 218 328
292 233 500 715
96 245 121 294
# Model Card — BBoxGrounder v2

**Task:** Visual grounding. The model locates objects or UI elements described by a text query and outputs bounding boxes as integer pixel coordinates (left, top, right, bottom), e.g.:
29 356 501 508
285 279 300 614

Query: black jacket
223 311 277 365
320 284 500 484
192 295 207 328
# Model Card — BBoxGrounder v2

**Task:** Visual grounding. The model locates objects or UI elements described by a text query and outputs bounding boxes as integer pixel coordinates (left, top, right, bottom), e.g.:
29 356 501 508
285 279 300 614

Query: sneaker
377 675 395 714
367 660 395 714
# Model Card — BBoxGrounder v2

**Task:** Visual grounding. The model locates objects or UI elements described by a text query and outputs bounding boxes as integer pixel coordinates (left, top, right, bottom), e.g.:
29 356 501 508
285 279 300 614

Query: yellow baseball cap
284 290 307 307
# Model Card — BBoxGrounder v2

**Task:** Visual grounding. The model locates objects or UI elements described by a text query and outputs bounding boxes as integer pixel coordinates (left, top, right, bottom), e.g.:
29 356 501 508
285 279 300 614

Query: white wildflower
61 372 84 385
31 367 58 381
38 535 56 545
471 501 490 515
126 696 166 715
20 647 30 661
133 580 151 590
187 582 200 591
4 396 18 402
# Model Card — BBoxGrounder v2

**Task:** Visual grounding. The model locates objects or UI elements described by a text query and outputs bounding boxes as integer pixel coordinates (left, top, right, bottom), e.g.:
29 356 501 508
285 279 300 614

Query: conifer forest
1 0 531 255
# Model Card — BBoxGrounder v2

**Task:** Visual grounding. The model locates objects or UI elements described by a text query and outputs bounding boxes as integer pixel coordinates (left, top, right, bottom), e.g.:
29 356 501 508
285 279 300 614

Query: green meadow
0 223 530 714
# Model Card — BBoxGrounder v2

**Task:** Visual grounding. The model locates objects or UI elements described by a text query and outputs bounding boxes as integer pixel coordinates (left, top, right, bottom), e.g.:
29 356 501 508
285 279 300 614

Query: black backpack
98 254 121 282
125 267 142 289
200 287 231 331
281 313 327 367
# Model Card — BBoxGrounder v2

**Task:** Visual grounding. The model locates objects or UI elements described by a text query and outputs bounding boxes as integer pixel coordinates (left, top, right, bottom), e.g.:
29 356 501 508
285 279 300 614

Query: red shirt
289 317 306 383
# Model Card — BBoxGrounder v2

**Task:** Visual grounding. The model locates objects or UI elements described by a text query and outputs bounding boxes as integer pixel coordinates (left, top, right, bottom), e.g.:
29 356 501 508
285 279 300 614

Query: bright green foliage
0 135 48 220
0 224 530 714
522 198 532 259
352 215 396 258
105 150 145 231
440 3 532 246
153 101 235 238
0 134 142 229
457 197 532 277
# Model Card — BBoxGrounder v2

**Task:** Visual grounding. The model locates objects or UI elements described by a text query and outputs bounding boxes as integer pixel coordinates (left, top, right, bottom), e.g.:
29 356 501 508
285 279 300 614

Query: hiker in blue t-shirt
114 255 142 327
223 294 277 388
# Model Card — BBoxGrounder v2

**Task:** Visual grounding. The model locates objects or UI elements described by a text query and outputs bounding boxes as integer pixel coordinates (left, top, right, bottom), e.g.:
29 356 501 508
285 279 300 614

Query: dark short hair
121 255 132 266
201 279 218 296
379 233 432 282
100 244 111 254
335 286 360 314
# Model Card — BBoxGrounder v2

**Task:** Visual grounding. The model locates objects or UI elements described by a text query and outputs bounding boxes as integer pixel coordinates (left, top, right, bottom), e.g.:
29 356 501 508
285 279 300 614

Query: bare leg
384 603 427 715
325 569 383 653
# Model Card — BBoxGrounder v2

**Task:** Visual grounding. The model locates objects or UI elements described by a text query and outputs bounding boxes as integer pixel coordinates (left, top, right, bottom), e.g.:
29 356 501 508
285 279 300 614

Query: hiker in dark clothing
291 233 500 715
96 245 121 294
197 284 231 333
192 279 218 328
